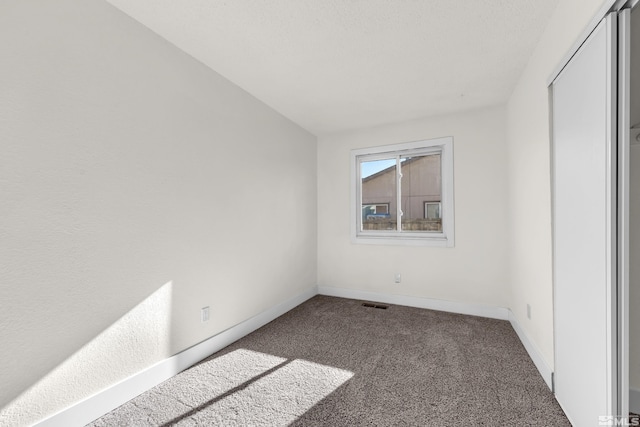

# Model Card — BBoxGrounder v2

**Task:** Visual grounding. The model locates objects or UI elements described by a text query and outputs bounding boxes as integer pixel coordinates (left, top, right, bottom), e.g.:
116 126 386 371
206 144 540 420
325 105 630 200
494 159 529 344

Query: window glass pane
400 153 442 232
425 203 441 219
361 158 396 231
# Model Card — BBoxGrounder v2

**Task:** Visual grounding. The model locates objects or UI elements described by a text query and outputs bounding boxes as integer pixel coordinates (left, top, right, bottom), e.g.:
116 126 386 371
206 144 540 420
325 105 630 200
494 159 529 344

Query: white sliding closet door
551 13 618 426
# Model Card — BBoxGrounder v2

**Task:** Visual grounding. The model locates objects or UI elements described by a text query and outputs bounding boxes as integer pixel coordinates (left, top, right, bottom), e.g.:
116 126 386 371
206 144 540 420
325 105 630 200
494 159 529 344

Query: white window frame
350 136 455 247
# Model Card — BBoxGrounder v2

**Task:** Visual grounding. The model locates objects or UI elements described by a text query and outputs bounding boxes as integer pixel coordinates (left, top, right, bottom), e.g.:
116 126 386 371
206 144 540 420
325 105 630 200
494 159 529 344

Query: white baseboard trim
507 310 553 390
630 387 640 414
35 286 318 427
317 286 510 320
317 286 554 390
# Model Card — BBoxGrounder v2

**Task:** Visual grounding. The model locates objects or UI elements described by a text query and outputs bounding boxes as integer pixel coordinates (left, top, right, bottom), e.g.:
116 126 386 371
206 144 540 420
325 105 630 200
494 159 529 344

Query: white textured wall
317 107 509 308
0 1 317 425
505 0 608 368
629 7 640 392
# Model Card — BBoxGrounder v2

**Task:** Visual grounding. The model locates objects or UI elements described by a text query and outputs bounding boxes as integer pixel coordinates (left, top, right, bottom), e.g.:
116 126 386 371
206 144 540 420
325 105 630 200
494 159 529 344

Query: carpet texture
89 296 570 426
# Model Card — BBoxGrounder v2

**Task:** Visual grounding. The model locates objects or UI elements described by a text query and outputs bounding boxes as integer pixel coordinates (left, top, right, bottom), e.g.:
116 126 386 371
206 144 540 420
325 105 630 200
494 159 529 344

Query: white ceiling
105 0 560 135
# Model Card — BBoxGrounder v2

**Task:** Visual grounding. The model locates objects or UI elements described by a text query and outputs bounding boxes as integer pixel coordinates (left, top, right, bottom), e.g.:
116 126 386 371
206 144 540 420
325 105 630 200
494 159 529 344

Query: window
424 202 441 220
351 137 454 246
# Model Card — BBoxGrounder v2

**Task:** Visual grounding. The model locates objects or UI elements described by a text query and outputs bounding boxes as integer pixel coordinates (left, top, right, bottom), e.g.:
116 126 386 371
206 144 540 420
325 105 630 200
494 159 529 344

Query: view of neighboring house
361 153 442 231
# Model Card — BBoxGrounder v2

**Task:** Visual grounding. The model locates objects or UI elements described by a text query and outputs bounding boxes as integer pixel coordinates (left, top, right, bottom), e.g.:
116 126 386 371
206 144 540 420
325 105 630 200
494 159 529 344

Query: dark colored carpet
89 295 570 426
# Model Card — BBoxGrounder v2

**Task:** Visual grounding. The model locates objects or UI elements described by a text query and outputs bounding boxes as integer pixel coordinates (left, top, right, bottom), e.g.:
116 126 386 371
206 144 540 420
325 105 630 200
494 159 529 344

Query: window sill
351 233 454 247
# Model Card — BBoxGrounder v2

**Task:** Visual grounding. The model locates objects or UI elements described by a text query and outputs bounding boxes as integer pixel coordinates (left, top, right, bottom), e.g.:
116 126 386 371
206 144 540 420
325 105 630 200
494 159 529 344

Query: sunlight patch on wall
0 281 173 427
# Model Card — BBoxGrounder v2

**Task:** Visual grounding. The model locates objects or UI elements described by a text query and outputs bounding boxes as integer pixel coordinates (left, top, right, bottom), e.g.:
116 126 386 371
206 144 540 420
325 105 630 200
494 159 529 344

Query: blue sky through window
361 158 396 178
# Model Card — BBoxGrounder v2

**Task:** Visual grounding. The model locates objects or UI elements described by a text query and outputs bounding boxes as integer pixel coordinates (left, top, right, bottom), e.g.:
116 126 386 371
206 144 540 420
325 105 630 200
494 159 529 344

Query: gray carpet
89 295 570 426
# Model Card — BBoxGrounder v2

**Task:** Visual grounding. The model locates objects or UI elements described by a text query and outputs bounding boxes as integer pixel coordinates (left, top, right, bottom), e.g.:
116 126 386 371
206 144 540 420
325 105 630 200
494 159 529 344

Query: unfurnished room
2 1 640 426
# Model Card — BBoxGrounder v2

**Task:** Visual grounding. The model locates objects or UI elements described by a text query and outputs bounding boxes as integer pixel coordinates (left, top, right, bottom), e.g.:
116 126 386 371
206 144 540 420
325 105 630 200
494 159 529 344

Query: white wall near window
318 106 509 307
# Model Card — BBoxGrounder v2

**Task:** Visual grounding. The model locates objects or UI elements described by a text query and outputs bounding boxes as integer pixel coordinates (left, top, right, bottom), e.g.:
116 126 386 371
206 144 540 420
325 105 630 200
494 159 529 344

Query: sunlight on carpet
186 355 354 425
91 348 354 426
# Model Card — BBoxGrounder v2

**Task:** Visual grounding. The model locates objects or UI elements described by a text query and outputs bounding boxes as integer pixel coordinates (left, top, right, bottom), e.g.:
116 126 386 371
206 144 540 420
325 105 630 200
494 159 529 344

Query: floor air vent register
361 302 389 310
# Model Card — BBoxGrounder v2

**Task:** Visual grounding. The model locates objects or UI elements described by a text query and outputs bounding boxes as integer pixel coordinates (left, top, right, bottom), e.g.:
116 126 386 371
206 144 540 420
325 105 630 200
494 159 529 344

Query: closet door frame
550 12 618 425
617 6 631 421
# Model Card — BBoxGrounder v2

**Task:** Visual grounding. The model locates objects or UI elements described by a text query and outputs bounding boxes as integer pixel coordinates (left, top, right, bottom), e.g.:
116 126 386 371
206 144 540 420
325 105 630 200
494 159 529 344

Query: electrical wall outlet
394 273 401 284
201 306 210 322
526 304 531 319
